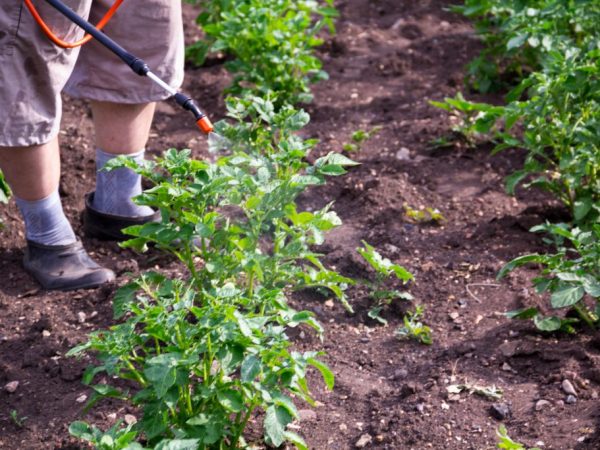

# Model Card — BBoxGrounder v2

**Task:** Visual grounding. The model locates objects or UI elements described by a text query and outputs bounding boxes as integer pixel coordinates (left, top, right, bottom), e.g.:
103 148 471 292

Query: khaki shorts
0 0 184 147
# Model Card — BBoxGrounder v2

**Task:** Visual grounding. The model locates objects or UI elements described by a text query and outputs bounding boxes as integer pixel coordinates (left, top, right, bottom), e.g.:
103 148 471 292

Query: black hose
44 0 149 76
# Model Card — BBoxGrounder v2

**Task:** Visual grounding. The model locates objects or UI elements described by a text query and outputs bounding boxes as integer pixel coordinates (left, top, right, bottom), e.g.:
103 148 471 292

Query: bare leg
90 101 156 154
0 137 60 201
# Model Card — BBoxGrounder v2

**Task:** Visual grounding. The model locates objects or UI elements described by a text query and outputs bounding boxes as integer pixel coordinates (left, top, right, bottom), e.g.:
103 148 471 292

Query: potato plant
68 96 357 449
453 0 600 93
499 223 600 331
434 0 600 332
187 0 338 105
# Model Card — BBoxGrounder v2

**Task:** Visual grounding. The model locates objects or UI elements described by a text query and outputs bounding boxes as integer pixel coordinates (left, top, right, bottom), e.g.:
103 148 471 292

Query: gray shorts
0 0 184 147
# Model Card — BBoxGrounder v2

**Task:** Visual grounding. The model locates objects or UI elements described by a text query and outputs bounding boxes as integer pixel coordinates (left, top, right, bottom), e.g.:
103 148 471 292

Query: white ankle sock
93 148 154 217
15 190 76 246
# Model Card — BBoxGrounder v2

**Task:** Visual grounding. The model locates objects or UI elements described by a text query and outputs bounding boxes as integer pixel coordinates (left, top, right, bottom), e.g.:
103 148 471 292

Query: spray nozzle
173 93 214 135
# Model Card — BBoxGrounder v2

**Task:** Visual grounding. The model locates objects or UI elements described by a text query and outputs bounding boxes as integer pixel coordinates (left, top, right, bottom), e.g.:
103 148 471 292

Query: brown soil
1 1 599 449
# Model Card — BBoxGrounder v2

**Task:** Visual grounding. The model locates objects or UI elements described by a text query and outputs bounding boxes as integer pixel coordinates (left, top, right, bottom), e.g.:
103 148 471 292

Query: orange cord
23 0 124 49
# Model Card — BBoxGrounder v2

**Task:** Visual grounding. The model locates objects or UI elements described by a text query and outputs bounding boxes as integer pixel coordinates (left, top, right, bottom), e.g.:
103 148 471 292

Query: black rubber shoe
23 240 115 291
83 192 160 242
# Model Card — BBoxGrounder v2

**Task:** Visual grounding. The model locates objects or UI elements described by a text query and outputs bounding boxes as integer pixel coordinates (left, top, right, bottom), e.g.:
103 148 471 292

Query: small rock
77 312 86 323
490 403 511 420
76 394 88 403
562 379 577 396
395 147 411 161
4 381 19 393
393 368 408 380
555 400 564 408
107 413 117 421
498 341 518 358
375 434 384 443
416 403 425 414
42 330 51 338
535 400 551 411
448 312 460 321
339 423 348 432
502 362 514 372
355 433 372 448
298 409 317 421
566 395 577 404
124 414 137 425
324 299 335 309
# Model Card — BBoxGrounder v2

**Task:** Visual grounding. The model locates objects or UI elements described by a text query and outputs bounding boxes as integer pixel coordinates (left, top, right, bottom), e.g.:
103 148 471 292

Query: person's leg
0 137 114 290
0 138 60 201
0 137 76 246
89 101 156 218
91 101 156 155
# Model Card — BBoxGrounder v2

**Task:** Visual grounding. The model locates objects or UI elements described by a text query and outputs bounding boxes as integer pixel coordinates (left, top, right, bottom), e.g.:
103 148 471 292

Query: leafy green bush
187 0 338 105
68 96 358 449
433 47 600 221
499 223 600 331
453 0 600 92
434 0 600 332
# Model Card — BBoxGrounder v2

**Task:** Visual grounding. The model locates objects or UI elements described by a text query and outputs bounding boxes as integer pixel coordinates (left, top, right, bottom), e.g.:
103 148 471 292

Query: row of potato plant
68 1 416 447
69 0 343 446
433 0 600 332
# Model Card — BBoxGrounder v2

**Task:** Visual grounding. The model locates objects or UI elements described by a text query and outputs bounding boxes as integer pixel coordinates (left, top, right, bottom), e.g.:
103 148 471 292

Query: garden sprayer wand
24 0 214 135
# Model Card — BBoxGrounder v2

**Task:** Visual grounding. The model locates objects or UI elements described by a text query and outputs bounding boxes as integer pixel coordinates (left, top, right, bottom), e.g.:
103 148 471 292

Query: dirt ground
1 1 599 449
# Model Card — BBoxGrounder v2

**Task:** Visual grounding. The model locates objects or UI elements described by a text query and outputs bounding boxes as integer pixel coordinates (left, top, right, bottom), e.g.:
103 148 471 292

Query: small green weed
357 241 413 325
403 204 444 224
496 425 541 450
69 422 140 450
447 381 503 400
396 305 432 345
342 126 382 153
10 410 27 428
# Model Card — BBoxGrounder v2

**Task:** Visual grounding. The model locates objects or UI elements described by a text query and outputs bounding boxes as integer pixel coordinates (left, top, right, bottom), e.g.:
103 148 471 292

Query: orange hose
23 0 124 49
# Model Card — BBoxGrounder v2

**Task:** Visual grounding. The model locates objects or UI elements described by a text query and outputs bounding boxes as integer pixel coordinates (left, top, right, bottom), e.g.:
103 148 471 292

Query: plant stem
574 303 596 329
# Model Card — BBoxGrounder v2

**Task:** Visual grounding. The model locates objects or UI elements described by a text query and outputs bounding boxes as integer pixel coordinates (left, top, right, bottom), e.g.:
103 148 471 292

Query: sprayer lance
43 0 214 135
